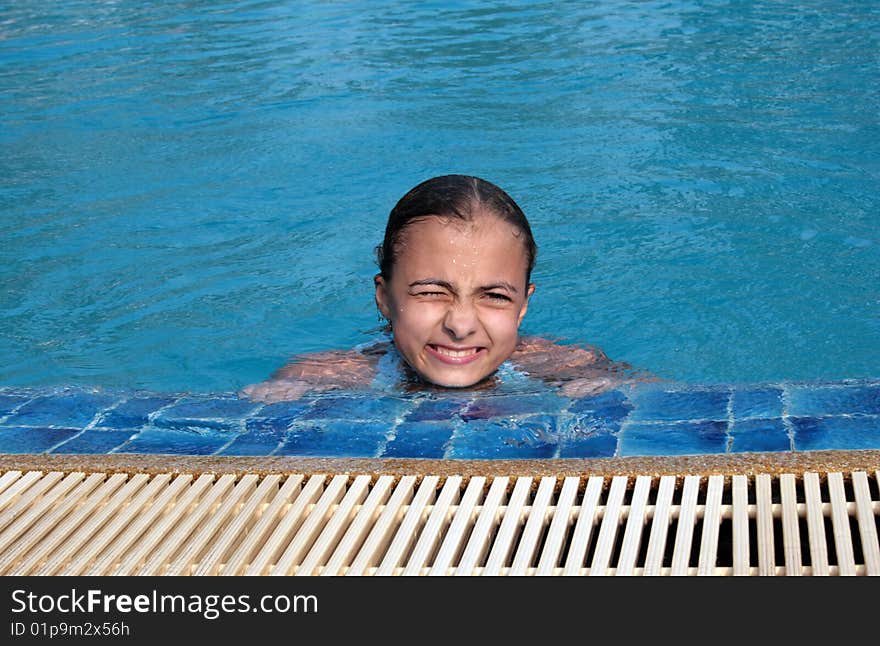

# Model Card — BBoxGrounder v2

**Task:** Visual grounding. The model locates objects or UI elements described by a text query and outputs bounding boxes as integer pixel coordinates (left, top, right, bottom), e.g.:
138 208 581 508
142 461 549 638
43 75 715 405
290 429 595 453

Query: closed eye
485 292 513 302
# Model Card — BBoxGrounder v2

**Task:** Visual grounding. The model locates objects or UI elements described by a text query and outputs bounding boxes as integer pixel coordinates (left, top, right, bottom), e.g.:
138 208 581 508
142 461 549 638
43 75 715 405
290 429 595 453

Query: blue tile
152 418 243 432
566 413 626 436
381 422 452 459
618 420 728 456
155 395 259 419
559 433 618 458
729 418 791 453
217 430 285 456
787 384 880 417
95 395 178 429
243 416 294 434
1 380 874 459
404 397 470 422
791 416 880 451
252 399 311 422
300 396 407 421
461 394 562 421
276 421 389 457
567 397 632 435
0 427 82 453
152 396 259 431
731 388 784 420
0 393 34 417
219 415 293 455
446 416 558 459
4 391 120 428
628 386 730 422
568 388 634 418
116 428 234 455
50 430 137 455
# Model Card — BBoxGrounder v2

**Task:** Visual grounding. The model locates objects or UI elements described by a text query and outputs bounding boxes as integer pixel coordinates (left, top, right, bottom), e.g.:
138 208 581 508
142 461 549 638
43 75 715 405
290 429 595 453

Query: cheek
481 307 523 337
392 302 441 336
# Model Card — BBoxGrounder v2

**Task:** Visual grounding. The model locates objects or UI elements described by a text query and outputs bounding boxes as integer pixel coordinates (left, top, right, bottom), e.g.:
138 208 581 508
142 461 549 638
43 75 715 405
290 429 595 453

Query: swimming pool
1 2 878 460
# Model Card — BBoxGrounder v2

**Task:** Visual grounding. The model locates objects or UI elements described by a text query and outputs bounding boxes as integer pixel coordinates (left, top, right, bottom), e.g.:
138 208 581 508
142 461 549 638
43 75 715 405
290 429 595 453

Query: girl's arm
240 343 388 403
510 335 642 397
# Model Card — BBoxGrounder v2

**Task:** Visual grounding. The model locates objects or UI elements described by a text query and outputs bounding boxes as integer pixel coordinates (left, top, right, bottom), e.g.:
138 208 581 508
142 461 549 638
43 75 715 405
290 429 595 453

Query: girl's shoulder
356 338 393 358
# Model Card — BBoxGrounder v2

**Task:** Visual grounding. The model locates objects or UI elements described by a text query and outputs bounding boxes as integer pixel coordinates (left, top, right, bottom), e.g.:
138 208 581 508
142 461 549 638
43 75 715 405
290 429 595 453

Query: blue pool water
1 2 878 458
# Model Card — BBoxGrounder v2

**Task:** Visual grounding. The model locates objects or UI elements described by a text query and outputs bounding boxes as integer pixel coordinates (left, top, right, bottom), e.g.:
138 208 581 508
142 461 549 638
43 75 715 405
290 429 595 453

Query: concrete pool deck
2 447 880 480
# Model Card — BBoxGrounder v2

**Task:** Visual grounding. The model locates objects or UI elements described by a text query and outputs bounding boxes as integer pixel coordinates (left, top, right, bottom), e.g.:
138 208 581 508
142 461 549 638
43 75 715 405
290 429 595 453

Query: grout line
105 393 190 455
44 393 131 454
372 410 408 459
266 419 299 457
0 392 43 426
2 382 880 459
726 387 735 453
781 384 796 451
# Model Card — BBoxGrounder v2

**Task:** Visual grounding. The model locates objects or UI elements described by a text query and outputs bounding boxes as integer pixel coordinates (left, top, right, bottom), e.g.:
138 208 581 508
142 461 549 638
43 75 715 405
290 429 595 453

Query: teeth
433 345 478 357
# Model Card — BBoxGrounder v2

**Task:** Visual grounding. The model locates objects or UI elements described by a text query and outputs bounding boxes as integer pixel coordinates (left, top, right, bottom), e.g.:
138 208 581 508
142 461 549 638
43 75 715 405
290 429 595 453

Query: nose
442 299 478 340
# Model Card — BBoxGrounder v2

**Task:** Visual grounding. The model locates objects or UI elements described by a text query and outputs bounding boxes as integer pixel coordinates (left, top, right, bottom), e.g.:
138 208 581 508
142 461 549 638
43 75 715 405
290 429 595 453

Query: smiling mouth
426 344 486 364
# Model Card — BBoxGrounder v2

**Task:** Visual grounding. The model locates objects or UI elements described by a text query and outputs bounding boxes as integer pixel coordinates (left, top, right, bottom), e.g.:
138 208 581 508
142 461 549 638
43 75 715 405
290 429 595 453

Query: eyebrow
408 279 519 294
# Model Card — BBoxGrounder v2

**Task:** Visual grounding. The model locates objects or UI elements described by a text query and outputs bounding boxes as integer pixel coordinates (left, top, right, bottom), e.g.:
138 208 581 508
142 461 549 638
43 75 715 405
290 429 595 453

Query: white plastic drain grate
0 469 877 576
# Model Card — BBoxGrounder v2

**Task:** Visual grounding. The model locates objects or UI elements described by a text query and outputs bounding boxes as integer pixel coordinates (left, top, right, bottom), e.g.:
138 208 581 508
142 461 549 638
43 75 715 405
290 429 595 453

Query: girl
242 175 638 402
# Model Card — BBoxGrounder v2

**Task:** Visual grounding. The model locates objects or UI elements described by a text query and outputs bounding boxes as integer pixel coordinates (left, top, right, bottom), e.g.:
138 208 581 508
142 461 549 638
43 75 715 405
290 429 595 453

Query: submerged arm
240 343 388 403
510 335 642 397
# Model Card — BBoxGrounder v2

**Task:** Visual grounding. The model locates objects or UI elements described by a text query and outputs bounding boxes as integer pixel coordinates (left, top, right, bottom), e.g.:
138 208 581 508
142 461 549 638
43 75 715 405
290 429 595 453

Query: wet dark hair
376 174 538 283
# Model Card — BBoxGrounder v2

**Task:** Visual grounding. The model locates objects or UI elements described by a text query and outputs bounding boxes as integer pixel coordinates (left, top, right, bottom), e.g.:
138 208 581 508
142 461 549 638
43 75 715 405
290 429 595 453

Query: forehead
394 214 529 282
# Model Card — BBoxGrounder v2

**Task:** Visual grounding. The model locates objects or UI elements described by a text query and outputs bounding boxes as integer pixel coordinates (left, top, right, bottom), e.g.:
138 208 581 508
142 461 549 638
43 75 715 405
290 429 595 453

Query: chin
420 369 495 389
430 378 480 389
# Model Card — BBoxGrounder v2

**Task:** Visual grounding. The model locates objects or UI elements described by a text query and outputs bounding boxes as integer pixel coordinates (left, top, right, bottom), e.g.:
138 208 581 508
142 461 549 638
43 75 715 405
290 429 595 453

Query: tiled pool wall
0 380 878 460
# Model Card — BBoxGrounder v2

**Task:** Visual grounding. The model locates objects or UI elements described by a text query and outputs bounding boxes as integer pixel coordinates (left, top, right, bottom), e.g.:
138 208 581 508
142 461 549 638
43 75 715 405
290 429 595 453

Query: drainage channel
0 469 877 575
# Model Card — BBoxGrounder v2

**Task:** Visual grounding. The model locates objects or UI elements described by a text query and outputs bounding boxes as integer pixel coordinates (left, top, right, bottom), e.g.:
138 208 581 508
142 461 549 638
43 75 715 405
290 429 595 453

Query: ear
517 283 536 326
374 273 393 320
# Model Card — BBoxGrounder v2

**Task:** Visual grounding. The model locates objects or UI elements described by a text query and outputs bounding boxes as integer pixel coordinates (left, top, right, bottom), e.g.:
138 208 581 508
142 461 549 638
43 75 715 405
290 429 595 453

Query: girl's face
375 213 535 388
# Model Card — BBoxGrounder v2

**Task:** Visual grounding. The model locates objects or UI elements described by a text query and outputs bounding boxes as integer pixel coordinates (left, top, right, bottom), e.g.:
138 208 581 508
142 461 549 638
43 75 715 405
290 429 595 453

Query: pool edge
3 448 879 479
